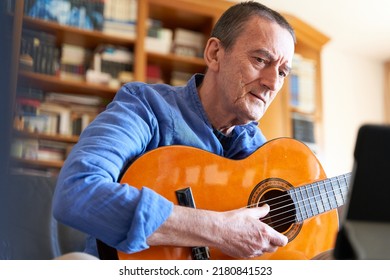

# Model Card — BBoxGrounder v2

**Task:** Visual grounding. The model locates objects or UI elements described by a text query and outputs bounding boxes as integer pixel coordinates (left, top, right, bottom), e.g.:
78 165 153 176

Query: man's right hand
147 204 288 259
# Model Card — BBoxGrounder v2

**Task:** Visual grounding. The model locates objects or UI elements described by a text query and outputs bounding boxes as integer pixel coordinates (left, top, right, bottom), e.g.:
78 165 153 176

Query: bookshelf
18 70 117 98
9 0 329 175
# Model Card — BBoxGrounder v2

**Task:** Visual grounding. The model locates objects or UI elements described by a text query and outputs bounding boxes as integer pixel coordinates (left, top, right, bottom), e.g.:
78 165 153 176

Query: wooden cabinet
9 0 328 174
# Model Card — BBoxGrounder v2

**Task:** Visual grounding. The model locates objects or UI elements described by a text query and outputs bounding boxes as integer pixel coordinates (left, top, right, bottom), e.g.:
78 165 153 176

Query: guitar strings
263 177 350 229
261 186 346 230
264 182 346 215
246 173 351 209
265 174 350 221
262 188 346 229
245 174 351 229
246 173 350 210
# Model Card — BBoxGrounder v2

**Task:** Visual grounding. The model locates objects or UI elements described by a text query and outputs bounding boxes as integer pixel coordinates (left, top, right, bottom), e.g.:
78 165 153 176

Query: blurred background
246 0 390 176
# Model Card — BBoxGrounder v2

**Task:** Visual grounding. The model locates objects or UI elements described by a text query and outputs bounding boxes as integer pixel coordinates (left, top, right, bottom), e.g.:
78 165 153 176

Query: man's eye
279 71 287 78
256 57 266 63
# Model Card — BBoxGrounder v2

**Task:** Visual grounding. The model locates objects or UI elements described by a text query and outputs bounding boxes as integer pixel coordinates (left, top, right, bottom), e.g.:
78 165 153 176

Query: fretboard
287 173 351 222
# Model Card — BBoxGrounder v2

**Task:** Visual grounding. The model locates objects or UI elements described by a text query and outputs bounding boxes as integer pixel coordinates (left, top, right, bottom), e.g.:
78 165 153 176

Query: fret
288 190 297 221
290 190 301 222
328 179 336 208
340 175 347 202
290 188 304 222
341 173 350 200
294 188 304 220
301 186 313 219
304 185 313 217
299 187 309 220
313 182 325 214
319 180 332 211
326 179 338 209
335 176 344 207
308 183 320 216
314 183 322 215
308 185 317 217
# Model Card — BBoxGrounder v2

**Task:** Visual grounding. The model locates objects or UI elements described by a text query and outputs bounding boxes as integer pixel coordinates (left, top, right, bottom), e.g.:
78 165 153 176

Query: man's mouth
249 91 266 104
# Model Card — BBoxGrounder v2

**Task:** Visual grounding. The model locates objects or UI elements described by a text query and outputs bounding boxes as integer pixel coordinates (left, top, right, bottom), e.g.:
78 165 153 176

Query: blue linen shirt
52 74 267 257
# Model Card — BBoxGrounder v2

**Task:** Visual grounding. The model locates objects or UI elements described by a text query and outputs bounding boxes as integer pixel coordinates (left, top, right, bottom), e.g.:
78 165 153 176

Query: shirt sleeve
52 83 174 254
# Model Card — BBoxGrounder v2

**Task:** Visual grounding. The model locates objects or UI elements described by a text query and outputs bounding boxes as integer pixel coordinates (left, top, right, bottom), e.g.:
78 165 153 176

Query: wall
321 44 384 176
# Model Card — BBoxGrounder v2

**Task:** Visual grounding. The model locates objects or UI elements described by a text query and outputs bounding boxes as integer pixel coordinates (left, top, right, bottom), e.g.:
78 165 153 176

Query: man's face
216 16 295 124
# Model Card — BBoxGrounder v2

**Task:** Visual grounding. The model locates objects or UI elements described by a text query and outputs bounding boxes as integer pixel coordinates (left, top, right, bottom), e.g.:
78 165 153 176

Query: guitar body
118 138 339 260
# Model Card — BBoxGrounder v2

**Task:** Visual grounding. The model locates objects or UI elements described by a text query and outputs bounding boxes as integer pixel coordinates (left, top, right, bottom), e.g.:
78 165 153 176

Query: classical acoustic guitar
114 138 350 260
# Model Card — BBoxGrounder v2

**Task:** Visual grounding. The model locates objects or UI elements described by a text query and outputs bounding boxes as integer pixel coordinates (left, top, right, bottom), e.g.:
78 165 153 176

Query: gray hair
211 1 296 50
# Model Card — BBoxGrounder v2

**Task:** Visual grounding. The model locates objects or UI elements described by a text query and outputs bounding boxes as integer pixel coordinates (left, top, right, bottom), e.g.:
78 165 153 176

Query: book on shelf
87 44 134 87
289 54 317 113
59 44 91 82
291 112 317 153
15 97 41 116
102 0 137 39
14 87 106 137
172 28 205 58
38 102 72 136
11 138 70 162
24 0 105 31
11 138 39 160
20 28 59 75
147 19 162 38
45 92 103 106
37 148 64 161
69 103 101 135
37 140 70 161
104 0 137 23
14 87 46 133
146 64 163 84
100 46 133 75
16 86 45 101
145 19 173 55
102 20 136 39
44 91 105 135
14 115 49 134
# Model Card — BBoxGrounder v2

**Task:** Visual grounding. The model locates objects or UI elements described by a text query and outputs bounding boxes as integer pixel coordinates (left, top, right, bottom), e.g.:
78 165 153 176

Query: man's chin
250 106 266 121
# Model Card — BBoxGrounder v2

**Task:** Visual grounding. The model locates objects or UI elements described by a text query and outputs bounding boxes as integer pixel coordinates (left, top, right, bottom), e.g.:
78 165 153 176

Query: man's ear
203 37 222 72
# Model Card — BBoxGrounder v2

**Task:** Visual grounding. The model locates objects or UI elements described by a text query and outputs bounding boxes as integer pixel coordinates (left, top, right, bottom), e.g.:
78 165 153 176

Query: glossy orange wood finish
118 138 339 260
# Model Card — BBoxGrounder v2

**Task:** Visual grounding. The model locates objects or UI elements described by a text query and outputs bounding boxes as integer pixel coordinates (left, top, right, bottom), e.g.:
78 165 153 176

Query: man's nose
260 67 279 91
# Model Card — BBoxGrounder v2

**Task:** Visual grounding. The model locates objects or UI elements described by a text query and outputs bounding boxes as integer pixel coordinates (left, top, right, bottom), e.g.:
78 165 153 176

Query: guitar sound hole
259 190 296 233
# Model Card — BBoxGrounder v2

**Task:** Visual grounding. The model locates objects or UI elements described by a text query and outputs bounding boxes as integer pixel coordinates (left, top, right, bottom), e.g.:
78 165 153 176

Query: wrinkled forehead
234 16 295 58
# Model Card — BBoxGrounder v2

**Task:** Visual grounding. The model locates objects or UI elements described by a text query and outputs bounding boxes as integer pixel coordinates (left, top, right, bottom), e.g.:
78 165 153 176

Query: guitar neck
288 173 351 222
